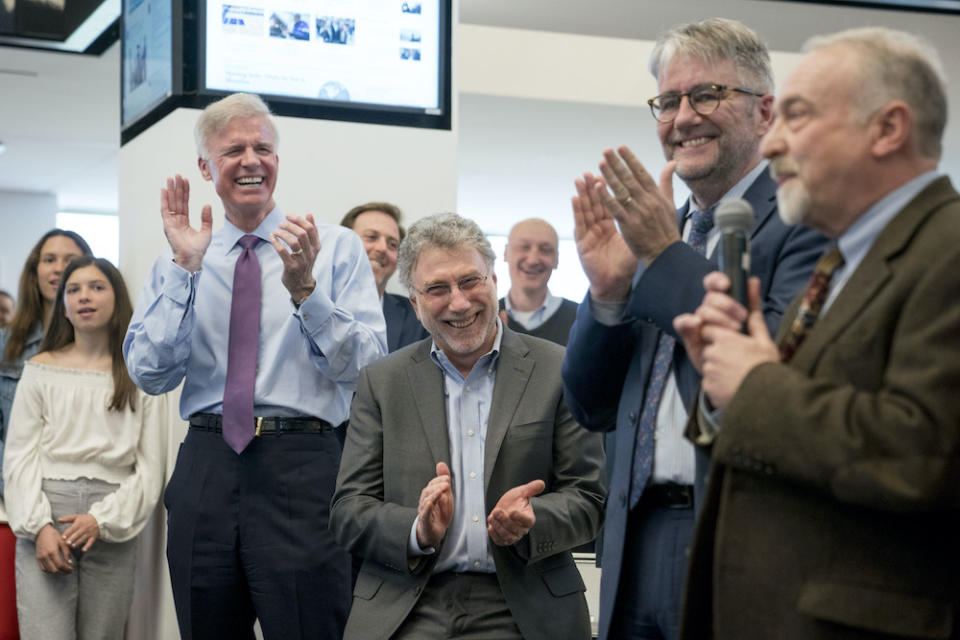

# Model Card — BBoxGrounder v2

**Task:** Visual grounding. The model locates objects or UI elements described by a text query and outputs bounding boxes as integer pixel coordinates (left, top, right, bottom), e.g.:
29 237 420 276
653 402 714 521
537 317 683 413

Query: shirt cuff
693 389 724 446
408 517 435 556
589 297 628 326
160 258 199 305
293 286 334 332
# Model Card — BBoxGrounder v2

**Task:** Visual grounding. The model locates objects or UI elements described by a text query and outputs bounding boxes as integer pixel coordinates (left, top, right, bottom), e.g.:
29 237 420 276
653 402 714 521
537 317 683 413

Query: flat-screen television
121 0 451 145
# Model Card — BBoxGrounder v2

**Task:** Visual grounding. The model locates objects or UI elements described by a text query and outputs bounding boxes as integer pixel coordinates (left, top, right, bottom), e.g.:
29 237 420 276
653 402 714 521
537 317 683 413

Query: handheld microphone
715 198 753 308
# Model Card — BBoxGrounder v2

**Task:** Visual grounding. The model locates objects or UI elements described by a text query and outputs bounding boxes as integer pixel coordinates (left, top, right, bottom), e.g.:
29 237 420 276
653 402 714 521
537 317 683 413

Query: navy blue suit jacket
561 167 828 640
382 292 428 353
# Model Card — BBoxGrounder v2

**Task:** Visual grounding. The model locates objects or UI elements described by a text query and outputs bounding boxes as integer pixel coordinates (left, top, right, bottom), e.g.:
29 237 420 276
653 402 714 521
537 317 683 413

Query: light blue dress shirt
408 321 503 573
823 170 941 314
123 207 387 424
701 170 943 433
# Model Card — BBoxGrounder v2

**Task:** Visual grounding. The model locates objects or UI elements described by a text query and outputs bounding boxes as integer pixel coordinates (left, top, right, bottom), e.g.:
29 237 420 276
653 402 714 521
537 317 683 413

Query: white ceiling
0 0 958 212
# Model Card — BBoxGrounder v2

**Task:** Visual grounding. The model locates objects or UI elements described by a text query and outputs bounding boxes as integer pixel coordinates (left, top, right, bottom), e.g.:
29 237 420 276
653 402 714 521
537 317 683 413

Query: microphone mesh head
716 198 754 233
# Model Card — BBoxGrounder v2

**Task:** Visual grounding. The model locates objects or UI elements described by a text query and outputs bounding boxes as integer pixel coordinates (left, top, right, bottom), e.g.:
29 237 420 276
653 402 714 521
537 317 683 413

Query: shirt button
472 514 479 522
474 561 481 568
653 430 659 441
467 429 475 437
465 385 471 391
469 472 476 479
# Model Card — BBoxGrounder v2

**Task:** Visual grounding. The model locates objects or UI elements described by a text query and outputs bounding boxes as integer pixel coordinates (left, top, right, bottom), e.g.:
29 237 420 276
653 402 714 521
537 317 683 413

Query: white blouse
2 361 165 543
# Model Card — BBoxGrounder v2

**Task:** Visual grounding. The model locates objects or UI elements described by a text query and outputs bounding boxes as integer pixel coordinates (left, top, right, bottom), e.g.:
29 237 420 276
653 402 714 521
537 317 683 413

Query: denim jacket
0 324 43 498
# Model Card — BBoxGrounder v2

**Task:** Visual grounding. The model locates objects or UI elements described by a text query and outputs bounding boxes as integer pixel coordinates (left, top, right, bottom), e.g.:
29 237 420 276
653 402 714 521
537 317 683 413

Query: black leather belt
642 483 694 509
189 412 335 435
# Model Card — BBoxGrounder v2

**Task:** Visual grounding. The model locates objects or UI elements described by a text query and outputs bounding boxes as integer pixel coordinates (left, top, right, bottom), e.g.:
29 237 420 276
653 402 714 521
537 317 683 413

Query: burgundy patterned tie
222 234 262 454
779 247 844 363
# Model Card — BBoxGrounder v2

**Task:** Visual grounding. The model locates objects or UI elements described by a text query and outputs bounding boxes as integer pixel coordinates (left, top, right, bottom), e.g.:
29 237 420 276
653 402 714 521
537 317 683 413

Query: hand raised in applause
35 524 73 575
270 214 321 304
486 479 545 547
674 273 778 409
161 174 213 273
595 146 681 266
416 462 454 549
572 172 638 302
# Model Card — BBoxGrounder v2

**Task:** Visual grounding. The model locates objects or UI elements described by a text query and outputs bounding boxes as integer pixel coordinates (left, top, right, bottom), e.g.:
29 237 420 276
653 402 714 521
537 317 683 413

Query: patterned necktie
778 247 844 364
629 206 715 508
222 234 262 454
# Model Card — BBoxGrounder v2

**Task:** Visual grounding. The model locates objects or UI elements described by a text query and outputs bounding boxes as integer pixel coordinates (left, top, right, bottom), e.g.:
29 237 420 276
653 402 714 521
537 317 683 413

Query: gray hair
398 213 496 293
194 93 279 159
649 18 774 94
804 27 947 160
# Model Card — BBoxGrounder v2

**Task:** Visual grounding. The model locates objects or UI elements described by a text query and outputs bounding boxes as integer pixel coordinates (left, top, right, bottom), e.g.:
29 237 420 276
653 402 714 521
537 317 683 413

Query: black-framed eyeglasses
414 274 489 300
648 83 765 123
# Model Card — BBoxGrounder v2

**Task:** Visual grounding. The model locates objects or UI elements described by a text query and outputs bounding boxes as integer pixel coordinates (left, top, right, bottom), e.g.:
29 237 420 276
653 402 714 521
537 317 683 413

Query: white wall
0 190 58 295
118 108 459 292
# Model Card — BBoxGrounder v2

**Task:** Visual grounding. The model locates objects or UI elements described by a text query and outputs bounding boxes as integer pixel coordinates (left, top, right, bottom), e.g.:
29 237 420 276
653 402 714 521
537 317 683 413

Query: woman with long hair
2 257 164 638
0 229 91 639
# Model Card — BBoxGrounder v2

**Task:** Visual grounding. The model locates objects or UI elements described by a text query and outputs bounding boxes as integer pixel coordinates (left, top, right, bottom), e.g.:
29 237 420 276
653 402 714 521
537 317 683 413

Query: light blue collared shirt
823 170 941 314
592 160 769 484
123 206 387 424
700 170 943 436
504 289 563 331
408 321 503 573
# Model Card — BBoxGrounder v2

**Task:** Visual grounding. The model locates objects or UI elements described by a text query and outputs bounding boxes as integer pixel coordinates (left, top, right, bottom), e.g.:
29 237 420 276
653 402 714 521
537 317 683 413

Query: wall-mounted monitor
121 0 451 145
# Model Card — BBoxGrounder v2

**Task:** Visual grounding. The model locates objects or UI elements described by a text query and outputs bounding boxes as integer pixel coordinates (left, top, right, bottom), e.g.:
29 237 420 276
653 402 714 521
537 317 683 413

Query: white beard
777 181 812 227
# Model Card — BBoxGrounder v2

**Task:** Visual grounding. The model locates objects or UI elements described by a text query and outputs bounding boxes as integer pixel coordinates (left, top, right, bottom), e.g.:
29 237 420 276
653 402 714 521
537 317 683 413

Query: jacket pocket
540 561 585 597
353 570 384 600
797 581 953 639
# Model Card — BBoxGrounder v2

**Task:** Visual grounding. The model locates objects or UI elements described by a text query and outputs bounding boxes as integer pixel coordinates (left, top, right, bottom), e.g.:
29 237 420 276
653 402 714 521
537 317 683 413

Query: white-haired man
124 93 386 639
675 27 960 639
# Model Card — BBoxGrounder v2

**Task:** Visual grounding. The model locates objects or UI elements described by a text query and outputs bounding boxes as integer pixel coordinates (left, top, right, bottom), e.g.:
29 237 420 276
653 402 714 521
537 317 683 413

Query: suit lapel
782 176 959 372
484 329 534 487
405 342 451 465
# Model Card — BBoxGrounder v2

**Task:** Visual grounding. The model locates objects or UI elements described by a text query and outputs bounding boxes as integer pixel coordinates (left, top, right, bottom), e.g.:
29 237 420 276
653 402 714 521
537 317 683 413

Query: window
56 212 120 266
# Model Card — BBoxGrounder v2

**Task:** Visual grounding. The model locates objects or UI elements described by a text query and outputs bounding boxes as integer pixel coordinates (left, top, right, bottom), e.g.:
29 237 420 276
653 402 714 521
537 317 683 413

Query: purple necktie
629 206 715 508
222 234 262 454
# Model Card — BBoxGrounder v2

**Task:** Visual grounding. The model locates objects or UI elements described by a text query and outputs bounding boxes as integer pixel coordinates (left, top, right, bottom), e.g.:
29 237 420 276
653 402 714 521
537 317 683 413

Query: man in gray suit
331 213 605 640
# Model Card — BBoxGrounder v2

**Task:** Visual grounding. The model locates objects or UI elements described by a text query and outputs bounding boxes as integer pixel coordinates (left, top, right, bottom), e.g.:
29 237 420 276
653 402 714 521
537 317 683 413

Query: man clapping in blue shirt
124 92 387 640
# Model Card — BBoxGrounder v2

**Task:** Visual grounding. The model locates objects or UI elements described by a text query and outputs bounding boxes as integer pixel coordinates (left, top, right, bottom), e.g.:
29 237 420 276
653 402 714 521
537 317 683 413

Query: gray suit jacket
682 176 960 639
331 327 606 640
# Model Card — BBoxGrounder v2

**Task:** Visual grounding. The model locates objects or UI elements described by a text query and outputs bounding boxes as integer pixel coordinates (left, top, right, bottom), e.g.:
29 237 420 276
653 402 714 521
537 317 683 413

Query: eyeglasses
648 83 765 123
414 274 489 300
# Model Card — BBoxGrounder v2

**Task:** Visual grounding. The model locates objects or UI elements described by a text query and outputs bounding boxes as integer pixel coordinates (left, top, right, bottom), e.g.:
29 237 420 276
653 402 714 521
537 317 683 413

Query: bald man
499 219 578 346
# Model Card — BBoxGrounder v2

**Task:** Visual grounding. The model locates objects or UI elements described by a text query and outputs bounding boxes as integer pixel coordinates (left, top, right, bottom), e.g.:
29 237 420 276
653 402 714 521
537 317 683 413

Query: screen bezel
196 0 452 130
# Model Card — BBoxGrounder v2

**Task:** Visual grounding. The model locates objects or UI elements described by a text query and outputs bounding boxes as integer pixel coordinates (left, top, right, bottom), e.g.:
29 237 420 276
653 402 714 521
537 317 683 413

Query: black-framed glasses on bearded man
648 83 765 123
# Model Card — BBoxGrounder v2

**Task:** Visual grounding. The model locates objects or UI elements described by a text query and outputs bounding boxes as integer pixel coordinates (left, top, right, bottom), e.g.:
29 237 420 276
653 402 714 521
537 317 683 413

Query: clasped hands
415 462 545 550
35 514 100 575
674 273 780 410
160 174 319 302
571 146 681 302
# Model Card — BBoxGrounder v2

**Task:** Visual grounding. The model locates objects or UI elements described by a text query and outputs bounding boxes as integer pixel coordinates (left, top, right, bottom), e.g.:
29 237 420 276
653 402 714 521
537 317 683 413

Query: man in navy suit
341 202 427 352
561 18 827 640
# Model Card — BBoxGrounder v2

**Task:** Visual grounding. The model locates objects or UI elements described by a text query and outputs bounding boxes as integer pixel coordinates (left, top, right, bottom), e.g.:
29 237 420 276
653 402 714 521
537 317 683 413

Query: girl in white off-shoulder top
2 257 165 639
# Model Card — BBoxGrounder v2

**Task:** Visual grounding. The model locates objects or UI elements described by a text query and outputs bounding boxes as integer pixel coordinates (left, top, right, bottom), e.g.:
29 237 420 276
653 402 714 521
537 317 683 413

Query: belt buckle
669 486 693 509
255 416 263 437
